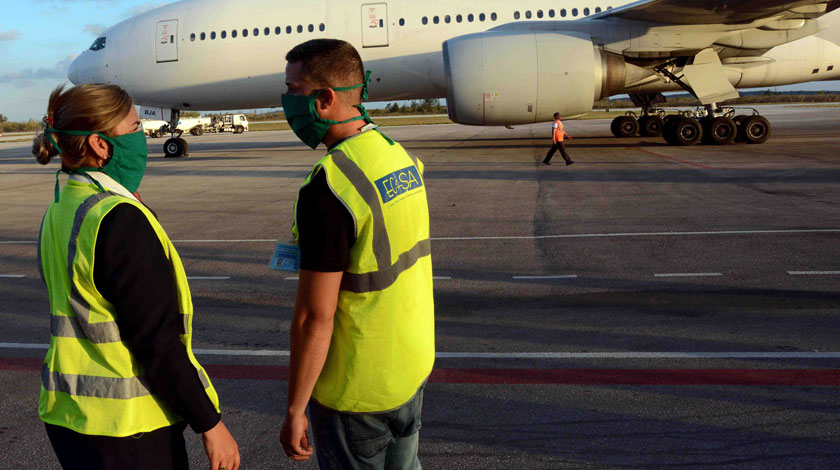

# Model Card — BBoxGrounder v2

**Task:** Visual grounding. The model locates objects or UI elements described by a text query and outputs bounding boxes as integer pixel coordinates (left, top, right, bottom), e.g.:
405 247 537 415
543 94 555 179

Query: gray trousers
309 385 424 470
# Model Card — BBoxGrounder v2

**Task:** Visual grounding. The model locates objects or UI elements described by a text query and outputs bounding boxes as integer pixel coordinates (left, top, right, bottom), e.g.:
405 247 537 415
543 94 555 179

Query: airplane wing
595 0 840 25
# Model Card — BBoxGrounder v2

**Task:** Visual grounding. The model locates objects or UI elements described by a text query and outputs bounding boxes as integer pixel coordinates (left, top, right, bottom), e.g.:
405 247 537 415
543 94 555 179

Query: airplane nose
68 55 80 84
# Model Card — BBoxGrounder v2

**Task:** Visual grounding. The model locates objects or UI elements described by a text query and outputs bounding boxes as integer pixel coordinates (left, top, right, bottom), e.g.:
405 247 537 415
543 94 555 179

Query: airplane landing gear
163 109 189 158
164 137 189 158
611 106 666 138
611 113 639 138
639 114 665 137
736 114 771 144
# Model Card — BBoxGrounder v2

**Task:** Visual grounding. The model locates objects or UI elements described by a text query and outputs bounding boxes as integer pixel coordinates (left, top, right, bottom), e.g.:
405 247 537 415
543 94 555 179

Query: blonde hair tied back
32 84 133 170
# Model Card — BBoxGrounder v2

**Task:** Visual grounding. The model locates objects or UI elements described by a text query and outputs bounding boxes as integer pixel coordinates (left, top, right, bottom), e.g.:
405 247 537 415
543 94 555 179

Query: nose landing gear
163 108 189 158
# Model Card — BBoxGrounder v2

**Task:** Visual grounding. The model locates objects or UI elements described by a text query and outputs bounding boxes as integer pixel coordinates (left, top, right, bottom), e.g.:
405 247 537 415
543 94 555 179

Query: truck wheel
163 137 189 158
740 115 771 144
234 125 245 134
610 116 638 138
194 127 203 136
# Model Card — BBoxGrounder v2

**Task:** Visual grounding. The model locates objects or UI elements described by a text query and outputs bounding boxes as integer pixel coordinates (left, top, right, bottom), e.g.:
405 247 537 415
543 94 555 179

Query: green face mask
45 128 149 193
281 70 373 149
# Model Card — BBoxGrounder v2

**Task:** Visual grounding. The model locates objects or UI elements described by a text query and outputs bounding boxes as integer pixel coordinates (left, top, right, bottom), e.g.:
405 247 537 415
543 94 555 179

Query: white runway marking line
433 276 452 280
187 276 231 280
0 274 25 278
2 343 840 359
788 271 840 275
655 273 723 278
513 275 578 280
2 229 839 245
431 228 840 241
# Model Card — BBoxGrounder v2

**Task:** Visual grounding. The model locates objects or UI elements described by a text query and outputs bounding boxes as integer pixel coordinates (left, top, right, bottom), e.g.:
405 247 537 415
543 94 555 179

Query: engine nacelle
443 31 626 126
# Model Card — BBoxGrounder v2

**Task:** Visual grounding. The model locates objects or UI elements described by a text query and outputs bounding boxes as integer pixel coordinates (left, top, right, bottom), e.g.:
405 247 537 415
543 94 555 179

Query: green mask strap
331 71 395 146
53 170 61 203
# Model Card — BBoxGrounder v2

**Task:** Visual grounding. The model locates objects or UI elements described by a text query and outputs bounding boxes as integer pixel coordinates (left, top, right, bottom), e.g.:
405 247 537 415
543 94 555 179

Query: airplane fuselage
69 0 840 112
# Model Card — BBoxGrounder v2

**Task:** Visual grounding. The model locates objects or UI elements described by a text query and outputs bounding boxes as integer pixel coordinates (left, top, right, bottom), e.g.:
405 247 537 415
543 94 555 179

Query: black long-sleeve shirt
93 204 220 433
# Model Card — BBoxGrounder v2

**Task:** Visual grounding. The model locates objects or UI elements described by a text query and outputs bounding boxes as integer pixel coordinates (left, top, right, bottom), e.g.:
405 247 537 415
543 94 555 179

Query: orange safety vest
553 120 565 142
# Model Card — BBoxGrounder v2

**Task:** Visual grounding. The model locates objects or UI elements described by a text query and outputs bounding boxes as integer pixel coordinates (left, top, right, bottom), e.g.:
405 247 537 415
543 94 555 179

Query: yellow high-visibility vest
38 179 219 437
293 130 435 412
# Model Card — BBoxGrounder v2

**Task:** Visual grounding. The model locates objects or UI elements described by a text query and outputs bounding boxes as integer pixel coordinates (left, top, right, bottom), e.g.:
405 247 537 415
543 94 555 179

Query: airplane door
362 3 388 48
156 20 178 63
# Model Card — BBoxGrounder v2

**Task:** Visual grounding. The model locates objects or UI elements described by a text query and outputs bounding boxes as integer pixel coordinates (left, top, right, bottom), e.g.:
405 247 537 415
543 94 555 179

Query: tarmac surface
1 104 839 469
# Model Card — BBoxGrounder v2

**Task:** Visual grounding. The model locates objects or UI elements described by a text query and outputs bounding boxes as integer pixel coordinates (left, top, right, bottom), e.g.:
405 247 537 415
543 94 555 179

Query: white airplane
68 0 840 157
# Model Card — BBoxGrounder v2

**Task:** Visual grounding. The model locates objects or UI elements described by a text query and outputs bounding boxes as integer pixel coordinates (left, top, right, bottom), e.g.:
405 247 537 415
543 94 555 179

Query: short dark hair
286 39 365 104
554 112 561 119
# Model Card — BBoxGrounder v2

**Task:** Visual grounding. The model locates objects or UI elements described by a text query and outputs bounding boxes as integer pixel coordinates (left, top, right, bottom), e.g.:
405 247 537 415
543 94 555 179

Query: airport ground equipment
205 114 249 134
141 119 169 138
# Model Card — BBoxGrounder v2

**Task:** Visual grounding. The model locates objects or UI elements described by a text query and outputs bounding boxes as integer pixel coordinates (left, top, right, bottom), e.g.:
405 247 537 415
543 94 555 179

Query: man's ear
316 88 337 112
86 134 110 159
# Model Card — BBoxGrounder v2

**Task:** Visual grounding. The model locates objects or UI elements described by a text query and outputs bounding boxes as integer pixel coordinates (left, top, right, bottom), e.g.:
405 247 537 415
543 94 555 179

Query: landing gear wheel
639 115 665 137
740 115 771 144
163 137 189 158
703 116 737 145
664 118 703 146
611 116 639 138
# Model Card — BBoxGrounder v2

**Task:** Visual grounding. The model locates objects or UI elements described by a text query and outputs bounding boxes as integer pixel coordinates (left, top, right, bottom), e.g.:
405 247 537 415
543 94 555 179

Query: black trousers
45 422 189 470
544 141 572 164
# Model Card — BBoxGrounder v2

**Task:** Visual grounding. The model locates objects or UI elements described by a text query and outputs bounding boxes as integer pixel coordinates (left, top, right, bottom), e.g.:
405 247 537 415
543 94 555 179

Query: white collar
68 171 140 202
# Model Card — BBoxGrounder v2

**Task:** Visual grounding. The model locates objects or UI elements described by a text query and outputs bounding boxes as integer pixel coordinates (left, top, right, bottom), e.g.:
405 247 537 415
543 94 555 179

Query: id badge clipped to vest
269 241 300 272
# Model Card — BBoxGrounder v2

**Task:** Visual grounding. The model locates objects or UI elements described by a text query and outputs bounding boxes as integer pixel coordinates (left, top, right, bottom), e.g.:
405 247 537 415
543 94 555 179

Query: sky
1 0 840 123
0 0 172 122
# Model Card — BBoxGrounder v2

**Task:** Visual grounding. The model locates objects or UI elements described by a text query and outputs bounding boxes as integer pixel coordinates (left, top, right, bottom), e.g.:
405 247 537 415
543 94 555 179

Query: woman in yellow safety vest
33 84 240 470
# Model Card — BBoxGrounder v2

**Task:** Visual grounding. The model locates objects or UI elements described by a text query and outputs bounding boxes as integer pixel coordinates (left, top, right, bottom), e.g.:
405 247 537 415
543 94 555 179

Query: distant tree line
370 99 447 116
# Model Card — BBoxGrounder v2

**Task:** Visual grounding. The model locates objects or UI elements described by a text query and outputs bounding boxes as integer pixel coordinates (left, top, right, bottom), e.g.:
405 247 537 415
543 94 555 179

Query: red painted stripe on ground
633 147 713 169
3 358 839 386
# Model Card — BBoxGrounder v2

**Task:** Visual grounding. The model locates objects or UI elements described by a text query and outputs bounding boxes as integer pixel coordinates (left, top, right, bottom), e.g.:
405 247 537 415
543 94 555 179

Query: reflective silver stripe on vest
198 368 211 389
42 363 152 400
51 315 122 343
330 150 392 271
341 238 431 294
65 193 122 343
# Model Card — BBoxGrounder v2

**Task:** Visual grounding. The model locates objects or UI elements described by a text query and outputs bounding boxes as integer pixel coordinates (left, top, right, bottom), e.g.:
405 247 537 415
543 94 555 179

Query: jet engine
443 31 626 126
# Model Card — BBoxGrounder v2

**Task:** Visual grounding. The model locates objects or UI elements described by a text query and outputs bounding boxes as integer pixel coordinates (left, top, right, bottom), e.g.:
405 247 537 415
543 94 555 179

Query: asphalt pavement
1 104 839 469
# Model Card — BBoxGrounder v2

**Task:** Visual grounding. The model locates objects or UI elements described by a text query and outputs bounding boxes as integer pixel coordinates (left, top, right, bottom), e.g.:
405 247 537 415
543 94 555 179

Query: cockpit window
89 37 106 51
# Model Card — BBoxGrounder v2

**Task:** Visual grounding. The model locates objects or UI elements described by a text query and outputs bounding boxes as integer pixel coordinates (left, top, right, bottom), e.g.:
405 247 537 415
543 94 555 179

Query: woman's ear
86 134 110 163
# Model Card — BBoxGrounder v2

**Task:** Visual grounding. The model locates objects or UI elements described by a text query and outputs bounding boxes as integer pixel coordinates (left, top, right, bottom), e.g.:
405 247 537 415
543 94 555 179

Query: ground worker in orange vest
543 112 574 166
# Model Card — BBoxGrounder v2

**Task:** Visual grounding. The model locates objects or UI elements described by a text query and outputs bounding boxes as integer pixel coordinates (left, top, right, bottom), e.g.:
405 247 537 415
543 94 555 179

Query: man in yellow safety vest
277 39 435 470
